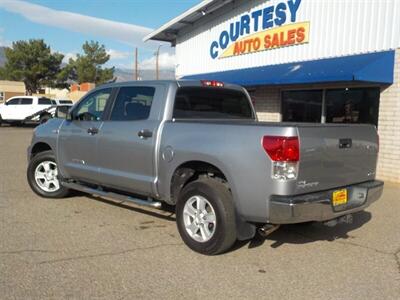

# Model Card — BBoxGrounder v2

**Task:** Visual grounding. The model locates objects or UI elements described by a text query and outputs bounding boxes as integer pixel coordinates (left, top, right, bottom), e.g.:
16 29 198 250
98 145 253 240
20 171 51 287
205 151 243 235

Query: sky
0 0 200 70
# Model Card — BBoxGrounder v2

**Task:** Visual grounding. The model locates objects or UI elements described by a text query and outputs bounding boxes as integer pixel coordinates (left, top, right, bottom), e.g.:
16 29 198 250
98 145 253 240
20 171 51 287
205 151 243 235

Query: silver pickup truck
27 80 383 255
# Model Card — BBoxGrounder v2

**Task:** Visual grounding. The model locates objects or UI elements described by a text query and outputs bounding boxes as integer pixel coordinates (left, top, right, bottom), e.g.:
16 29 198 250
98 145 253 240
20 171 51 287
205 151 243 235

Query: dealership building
146 0 400 183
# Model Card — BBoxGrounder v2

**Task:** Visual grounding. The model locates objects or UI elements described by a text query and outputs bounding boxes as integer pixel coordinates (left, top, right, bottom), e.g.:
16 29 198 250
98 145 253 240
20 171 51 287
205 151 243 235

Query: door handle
138 129 153 139
87 127 99 135
339 138 352 149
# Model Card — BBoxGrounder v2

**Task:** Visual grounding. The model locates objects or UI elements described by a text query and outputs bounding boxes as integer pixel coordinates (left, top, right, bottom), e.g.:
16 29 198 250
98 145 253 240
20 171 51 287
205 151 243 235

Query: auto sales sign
209 0 309 59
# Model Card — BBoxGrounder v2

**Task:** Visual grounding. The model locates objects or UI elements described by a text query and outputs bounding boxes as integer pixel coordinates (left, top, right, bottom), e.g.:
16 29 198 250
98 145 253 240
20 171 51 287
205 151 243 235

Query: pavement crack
0 249 59 255
334 240 392 256
395 252 400 275
38 243 182 265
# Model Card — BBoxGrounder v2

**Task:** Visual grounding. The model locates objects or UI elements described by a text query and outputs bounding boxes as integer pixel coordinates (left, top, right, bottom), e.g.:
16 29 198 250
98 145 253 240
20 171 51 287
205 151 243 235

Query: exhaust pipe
258 224 281 237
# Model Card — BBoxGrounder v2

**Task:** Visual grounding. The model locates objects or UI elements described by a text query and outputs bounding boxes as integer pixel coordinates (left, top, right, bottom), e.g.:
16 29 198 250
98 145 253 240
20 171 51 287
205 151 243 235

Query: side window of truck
38 98 52 105
73 88 112 121
110 86 155 121
20 98 33 105
173 87 254 119
7 98 20 105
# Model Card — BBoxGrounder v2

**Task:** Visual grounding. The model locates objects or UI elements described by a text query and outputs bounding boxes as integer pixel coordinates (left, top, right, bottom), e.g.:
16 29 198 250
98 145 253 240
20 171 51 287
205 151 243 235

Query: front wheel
176 177 237 255
27 150 70 198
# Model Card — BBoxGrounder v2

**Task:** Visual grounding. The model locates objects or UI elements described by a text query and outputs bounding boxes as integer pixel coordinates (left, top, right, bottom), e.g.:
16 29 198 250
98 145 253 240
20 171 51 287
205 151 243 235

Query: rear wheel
176 177 236 255
27 150 70 198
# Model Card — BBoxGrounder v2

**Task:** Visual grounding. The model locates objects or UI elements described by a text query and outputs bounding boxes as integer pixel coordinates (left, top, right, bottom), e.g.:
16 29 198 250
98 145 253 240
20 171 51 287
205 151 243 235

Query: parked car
0 96 54 126
26 80 383 255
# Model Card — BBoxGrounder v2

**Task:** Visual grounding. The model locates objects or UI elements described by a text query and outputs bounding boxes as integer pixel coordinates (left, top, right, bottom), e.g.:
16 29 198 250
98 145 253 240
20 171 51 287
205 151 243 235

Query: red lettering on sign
296 27 305 43
287 29 296 45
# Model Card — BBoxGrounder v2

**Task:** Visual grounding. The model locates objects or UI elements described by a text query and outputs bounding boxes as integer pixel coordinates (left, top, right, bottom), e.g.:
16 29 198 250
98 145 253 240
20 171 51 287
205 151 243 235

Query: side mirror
56 105 72 120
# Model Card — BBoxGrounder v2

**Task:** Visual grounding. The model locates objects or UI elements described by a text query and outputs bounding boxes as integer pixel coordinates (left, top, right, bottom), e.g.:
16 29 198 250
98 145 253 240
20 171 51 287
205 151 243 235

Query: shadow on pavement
79 192 372 253
241 211 372 250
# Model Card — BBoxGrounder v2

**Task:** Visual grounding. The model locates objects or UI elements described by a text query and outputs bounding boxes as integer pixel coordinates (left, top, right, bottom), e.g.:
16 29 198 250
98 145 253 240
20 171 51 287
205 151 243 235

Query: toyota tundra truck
27 80 383 255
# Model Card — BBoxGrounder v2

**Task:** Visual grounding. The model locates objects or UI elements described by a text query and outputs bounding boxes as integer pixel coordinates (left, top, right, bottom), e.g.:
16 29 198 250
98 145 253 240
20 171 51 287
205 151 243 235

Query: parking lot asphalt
0 126 399 299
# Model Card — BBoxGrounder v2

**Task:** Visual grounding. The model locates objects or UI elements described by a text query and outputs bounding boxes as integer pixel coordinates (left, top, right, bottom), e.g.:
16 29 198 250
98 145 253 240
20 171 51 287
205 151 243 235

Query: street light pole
135 47 138 81
156 45 162 80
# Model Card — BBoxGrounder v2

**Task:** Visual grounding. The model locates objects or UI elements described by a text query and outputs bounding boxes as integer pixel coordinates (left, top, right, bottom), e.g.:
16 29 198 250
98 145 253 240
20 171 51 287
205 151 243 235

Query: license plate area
332 189 348 207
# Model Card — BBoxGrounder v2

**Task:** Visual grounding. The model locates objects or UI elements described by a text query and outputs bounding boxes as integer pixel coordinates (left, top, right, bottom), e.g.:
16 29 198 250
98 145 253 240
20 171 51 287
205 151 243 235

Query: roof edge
143 0 216 42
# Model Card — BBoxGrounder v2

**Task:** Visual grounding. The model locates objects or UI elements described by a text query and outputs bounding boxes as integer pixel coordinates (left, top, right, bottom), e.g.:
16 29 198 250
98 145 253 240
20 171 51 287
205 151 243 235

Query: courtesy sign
209 0 309 59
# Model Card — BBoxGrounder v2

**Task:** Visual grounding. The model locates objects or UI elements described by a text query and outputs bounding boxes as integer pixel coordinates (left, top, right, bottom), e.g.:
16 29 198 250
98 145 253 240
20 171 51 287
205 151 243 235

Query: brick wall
4 91 25 101
377 48 400 183
250 86 281 122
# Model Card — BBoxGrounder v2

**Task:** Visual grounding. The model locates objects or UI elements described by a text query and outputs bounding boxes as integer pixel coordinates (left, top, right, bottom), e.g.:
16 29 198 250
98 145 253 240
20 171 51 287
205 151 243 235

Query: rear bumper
268 180 384 224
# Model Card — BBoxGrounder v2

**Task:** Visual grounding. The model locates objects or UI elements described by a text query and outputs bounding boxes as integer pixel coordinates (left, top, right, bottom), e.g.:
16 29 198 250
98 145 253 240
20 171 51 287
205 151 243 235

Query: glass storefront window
282 90 323 123
325 88 380 126
281 87 380 126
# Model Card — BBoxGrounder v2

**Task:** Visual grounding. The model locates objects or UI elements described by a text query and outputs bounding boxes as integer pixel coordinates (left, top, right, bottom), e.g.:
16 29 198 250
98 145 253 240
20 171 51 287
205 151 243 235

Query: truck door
57 88 113 183
2 98 21 120
96 85 163 195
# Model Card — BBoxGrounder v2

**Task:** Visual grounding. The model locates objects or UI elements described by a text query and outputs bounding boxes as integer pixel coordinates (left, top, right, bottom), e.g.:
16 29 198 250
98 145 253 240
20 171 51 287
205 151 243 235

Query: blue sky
0 0 200 70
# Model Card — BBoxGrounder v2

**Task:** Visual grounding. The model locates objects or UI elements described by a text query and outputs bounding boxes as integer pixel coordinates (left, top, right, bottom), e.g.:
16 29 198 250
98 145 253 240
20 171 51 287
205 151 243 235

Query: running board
62 182 162 209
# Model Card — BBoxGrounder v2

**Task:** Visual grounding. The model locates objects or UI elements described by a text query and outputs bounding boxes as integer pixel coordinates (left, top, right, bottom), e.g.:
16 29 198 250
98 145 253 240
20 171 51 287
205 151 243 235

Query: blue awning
183 50 395 86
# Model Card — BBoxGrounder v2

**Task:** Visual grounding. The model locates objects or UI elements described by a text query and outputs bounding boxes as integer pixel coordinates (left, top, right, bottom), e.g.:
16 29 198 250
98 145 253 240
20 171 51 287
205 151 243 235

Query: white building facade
146 0 400 183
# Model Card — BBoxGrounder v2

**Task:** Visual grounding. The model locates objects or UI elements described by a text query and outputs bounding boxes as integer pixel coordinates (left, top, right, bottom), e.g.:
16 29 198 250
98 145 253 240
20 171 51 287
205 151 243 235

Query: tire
0 114 2 127
39 114 51 124
27 150 70 198
176 177 237 255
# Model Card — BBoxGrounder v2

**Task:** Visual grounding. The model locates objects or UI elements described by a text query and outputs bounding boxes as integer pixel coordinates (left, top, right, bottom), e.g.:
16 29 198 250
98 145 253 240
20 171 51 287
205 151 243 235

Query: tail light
201 80 224 87
262 136 300 180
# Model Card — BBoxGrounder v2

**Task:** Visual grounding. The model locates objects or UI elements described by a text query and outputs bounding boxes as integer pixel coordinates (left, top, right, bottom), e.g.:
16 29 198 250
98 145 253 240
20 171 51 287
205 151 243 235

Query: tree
65 41 114 85
0 39 66 95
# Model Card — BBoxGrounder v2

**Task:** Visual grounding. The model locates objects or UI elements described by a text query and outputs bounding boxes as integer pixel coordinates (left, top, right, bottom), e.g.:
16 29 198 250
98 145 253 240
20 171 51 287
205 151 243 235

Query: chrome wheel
34 161 60 192
183 195 217 243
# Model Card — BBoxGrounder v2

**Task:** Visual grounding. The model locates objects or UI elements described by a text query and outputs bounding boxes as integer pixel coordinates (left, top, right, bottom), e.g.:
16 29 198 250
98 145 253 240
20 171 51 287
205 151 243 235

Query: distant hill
0 48 175 80
114 68 175 82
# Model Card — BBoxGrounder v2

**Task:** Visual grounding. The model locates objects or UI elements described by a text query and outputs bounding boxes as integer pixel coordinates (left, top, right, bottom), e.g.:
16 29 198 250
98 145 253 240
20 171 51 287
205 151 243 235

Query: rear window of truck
173 87 254 119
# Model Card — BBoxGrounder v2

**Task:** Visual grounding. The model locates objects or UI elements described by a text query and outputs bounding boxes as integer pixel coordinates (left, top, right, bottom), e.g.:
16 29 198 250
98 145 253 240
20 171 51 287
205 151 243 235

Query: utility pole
156 45 162 80
134 47 138 81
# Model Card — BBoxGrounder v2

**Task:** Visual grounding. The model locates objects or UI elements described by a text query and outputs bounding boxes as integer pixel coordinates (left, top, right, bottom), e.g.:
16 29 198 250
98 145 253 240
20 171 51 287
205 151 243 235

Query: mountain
114 68 175 81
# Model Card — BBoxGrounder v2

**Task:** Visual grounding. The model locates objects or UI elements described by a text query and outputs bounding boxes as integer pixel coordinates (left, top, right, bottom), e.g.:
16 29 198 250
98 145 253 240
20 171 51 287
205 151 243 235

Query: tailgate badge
297 181 319 189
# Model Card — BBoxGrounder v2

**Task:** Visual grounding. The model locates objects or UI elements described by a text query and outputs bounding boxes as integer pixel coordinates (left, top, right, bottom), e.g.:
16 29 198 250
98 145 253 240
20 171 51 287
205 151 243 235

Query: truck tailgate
296 124 378 193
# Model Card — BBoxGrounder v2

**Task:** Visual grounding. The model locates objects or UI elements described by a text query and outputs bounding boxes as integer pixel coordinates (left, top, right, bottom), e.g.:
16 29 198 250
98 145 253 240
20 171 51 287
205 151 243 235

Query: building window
282 90 323 123
281 87 380 126
325 88 380 126
0 92 4 102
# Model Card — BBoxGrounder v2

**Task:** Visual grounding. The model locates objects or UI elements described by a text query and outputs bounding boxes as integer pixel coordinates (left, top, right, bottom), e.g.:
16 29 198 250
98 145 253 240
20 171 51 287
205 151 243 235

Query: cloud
0 27 11 47
62 52 77 63
140 52 175 70
0 0 166 50
107 49 130 60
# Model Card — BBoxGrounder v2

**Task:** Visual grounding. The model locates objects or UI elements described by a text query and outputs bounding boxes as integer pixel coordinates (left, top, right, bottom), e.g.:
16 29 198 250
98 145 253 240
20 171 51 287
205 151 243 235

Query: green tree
0 39 66 95
65 41 114 85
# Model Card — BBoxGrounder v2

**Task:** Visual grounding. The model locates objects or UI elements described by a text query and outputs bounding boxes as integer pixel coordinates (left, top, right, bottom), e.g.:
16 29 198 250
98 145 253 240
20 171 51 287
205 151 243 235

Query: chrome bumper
268 180 384 224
